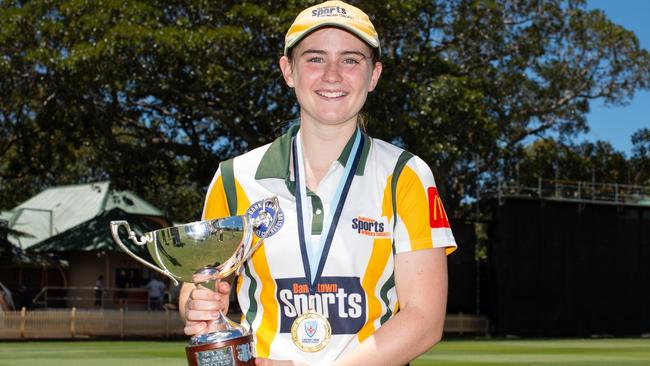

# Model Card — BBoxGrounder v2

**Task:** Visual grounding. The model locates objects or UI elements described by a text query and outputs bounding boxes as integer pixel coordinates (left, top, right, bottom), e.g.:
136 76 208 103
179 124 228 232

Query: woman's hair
357 113 369 132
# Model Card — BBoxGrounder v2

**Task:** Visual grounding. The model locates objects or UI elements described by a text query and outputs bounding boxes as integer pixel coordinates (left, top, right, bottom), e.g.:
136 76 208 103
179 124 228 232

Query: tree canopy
1 0 649 221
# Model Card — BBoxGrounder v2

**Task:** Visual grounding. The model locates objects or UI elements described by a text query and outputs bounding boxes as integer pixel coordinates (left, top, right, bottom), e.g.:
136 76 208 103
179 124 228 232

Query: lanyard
293 128 364 295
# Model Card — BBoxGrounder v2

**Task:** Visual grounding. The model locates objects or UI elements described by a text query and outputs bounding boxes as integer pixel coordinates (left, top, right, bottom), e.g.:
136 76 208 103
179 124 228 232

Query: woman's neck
298 118 357 191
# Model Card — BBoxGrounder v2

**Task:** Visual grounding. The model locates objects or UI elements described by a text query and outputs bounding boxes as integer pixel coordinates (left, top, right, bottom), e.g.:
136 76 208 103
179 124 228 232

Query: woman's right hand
181 280 231 336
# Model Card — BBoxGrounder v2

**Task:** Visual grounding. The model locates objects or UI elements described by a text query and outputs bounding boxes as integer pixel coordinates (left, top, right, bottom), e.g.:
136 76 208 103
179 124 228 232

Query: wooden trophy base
186 334 255 366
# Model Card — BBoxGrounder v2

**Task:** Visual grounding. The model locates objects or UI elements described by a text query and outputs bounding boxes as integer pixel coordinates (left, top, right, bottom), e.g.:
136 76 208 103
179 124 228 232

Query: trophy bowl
110 197 279 366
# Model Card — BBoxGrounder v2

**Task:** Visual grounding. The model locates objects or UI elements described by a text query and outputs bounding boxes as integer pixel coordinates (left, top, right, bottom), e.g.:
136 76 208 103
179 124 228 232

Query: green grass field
0 338 648 366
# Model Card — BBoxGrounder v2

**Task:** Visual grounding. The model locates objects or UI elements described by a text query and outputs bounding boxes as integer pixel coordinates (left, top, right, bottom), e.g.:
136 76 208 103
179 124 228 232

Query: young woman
180 2 456 365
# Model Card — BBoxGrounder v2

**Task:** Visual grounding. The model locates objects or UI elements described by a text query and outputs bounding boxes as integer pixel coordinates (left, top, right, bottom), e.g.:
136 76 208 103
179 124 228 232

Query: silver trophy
110 197 280 366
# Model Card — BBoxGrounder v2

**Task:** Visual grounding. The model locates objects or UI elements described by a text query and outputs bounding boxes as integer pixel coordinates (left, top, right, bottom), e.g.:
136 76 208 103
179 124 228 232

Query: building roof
0 211 12 221
2 243 69 267
28 208 165 254
4 182 166 250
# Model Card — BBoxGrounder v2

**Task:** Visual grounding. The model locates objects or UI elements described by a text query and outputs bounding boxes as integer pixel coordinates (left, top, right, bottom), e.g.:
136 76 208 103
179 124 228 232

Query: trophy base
186 334 255 366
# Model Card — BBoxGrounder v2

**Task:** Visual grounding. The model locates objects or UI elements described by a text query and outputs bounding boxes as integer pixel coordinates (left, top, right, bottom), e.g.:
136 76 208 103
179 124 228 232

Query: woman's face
280 27 382 128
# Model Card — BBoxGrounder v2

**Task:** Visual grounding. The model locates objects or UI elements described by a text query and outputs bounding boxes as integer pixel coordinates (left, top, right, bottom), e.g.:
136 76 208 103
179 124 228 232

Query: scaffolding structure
495 178 650 206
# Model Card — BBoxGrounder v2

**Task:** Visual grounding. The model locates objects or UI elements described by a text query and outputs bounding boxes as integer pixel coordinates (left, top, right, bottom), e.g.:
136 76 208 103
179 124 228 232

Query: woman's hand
181 279 231 336
254 359 307 366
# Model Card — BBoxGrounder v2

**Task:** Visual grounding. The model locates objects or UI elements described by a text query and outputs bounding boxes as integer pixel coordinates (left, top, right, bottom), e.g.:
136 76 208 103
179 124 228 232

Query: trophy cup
110 197 280 366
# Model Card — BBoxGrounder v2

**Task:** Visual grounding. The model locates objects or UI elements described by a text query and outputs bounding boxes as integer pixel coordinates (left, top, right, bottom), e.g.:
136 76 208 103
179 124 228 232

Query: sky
583 0 650 155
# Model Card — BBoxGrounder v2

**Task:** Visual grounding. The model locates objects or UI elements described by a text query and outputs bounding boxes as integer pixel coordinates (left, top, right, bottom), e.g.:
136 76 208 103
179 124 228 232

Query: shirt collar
255 120 371 180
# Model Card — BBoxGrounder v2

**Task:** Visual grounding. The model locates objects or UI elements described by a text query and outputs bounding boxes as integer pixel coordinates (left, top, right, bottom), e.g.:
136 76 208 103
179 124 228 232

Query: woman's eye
343 58 360 65
307 57 325 63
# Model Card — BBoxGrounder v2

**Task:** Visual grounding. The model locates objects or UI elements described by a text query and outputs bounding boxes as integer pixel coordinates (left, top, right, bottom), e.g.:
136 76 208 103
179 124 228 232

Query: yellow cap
284 1 380 56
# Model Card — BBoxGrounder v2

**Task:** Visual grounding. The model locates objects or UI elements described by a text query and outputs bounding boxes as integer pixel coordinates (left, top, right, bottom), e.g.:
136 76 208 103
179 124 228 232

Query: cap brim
284 22 380 56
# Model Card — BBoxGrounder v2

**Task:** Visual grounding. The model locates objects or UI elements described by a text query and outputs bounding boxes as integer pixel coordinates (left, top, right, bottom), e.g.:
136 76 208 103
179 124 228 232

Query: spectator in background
167 282 181 310
145 274 166 311
115 269 128 305
16 278 33 310
94 275 103 308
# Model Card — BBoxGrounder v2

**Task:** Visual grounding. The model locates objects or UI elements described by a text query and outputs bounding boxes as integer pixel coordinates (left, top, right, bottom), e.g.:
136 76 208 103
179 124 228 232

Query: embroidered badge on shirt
351 216 390 237
247 199 285 237
427 187 450 228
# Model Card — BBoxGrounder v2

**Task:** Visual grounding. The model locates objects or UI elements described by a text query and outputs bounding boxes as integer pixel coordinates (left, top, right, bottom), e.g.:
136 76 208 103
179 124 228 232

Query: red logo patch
428 187 450 228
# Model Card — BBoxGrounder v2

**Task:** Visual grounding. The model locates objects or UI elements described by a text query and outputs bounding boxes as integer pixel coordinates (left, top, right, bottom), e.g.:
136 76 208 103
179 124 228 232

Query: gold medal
291 310 332 353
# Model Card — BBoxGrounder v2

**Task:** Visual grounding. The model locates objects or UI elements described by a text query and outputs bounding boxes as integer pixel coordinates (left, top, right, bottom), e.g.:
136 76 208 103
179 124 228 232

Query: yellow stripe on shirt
396 166 433 250
250 244 278 358
358 175 394 342
230 180 279 358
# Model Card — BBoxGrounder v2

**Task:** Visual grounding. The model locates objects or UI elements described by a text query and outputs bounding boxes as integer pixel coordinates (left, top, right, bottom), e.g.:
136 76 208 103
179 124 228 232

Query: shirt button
315 209 322 215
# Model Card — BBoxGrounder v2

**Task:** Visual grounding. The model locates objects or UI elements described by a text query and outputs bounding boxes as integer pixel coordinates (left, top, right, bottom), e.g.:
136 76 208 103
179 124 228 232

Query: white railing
497 178 650 205
444 313 489 335
0 308 185 339
0 309 488 339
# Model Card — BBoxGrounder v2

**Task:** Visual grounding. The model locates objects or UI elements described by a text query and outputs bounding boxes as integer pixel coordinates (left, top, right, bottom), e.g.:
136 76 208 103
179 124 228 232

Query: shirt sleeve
392 155 457 255
202 165 231 221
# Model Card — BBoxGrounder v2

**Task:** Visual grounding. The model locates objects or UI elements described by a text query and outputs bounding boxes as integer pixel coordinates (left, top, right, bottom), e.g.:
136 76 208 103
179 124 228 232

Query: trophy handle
110 220 181 286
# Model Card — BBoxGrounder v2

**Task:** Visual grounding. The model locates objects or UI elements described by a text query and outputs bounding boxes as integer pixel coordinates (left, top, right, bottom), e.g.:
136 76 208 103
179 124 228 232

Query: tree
363 0 649 209
630 128 650 186
1 0 295 219
1 0 648 220
516 138 631 186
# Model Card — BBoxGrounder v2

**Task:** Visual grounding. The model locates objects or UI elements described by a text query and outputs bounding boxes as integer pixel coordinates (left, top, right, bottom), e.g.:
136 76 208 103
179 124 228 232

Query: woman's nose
321 62 343 83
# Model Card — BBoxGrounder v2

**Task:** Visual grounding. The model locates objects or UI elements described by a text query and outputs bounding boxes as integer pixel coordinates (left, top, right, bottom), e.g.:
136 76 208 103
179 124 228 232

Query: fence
496 178 650 205
444 313 489 335
0 308 185 339
0 309 489 339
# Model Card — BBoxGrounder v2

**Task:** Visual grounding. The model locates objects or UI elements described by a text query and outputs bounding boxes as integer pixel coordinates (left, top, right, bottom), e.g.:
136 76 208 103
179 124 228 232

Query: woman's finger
217 281 231 295
184 320 207 335
254 359 301 366
185 308 223 321
187 298 225 311
189 288 225 301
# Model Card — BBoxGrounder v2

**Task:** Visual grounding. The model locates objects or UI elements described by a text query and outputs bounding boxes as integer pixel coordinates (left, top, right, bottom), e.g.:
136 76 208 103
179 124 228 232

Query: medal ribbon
293 128 364 295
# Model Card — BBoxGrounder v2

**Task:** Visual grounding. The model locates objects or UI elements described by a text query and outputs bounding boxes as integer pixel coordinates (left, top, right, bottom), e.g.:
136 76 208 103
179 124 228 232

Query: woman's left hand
254 359 307 366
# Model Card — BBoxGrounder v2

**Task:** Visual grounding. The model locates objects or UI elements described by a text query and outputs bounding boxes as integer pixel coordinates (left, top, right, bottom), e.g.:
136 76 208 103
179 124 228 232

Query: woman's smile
315 89 348 99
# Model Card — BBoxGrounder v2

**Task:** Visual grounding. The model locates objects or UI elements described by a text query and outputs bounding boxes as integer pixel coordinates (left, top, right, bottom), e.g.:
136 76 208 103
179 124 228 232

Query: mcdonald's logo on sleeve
427 187 450 228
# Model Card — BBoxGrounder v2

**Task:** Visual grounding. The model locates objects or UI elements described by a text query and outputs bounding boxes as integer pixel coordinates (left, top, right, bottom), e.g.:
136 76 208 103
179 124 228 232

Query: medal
291 309 332 352
291 128 364 352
